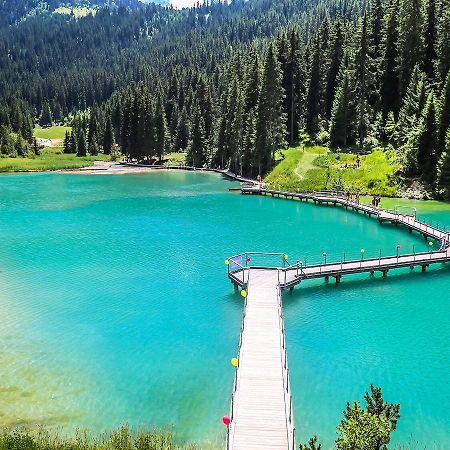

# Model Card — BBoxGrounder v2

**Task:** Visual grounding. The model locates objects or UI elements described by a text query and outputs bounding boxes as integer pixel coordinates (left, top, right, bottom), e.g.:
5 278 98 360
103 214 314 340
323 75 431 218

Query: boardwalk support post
335 275 341 284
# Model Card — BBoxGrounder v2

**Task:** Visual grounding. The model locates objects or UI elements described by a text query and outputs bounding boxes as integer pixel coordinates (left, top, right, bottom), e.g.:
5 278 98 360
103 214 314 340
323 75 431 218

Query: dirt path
294 151 320 180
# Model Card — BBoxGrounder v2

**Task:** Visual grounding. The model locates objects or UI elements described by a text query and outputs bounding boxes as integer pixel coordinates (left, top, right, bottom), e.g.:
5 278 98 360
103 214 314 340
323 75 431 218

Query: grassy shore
0 147 109 173
0 424 198 450
265 145 400 196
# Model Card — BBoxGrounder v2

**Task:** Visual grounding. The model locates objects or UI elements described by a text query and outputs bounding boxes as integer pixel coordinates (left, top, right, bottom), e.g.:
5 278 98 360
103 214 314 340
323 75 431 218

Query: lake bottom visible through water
0 171 448 449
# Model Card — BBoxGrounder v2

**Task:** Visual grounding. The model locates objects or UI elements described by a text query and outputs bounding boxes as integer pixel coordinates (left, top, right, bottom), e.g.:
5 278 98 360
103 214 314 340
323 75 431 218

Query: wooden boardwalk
227 270 295 450
225 187 450 449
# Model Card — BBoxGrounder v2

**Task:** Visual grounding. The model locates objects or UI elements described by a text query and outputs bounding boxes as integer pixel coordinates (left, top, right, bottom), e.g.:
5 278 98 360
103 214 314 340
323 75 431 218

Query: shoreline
65 160 258 184
3 161 450 209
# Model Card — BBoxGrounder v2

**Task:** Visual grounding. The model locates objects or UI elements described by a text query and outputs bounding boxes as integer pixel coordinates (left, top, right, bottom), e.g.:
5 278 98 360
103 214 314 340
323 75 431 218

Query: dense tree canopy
1 0 450 196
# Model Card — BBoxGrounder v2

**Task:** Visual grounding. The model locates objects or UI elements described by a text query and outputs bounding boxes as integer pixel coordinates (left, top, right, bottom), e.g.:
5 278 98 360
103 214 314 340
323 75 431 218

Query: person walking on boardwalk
356 193 360 204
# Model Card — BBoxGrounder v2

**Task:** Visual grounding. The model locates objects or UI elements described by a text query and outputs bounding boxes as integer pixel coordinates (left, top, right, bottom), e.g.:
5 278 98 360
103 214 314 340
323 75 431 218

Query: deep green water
0 171 448 449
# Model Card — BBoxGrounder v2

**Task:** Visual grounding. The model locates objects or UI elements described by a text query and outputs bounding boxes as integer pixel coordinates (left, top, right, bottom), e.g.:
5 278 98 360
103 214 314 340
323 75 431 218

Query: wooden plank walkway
227 269 295 450
225 187 450 449
232 187 450 290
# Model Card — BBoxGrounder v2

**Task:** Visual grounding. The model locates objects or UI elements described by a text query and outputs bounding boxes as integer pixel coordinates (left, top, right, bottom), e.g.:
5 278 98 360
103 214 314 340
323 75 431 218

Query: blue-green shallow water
0 171 448 448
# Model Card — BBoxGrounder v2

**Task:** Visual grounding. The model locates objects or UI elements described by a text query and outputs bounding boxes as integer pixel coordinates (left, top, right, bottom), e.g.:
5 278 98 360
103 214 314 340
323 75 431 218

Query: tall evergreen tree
187 103 207 168
77 129 87 157
414 92 439 182
437 128 450 198
438 71 450 152
436 0 450 82
175 106 190 152
227 77 245 175
39 102 53 127
305 38 322 135
254 43 287 176
354 15 372 145
422 0 437 81
103 115 114 155
397 65 427 146
63 131 71 154
380 0 401 118
398 0 423 94
330 57 356 148
154 97 168 163
325 21 344 119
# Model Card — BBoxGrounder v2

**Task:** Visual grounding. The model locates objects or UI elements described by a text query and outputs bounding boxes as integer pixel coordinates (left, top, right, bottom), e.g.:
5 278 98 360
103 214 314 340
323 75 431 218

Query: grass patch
34 126 72 143
266 146 401 196
0 147 109 172
164 152 187 166
54 6 96 17
0 424 197 449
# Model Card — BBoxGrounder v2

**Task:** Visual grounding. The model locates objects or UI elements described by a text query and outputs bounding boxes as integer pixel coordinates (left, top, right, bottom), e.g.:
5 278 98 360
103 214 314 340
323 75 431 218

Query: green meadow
0 147 108 173
266 146 401 197
34 125 72 143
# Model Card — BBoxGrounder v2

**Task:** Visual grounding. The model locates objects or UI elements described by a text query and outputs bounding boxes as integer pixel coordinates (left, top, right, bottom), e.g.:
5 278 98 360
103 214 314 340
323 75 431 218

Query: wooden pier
225 187 450 449
227 270 295 450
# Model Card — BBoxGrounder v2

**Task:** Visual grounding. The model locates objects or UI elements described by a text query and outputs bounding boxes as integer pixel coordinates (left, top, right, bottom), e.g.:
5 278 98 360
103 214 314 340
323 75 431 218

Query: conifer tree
397 65 427 146
175 106 190 152
438 71 450 151
330 57 356 148
88 131 99 156
87 107 99 152
154 97 168 163
39 102 53 127
325 21 344 118
380 0 401 117
354 15 372 145
422 0 437 81
243 48 260 115
77 129 87 157
227 77 244 175
187 103 206 168
369 0 384 62
63 131 71 154
437 128 450 198
436 0 450 82
368 0 384 108
242 109 257 175
414 92 439 182
254 43 287 176
103 116 114 155
305 38 321 135
70 130 78 155
398 0 423 94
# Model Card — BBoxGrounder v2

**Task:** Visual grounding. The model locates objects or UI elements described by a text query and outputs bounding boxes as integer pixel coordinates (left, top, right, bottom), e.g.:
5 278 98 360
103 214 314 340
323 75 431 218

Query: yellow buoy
224 260 230 265
241 290 247 298
429 241 434 246
283 254 288 260
231 357 238 367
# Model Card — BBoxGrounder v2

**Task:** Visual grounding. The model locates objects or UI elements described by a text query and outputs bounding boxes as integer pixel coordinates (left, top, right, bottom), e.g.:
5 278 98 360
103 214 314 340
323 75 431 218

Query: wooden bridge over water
225 187 450 450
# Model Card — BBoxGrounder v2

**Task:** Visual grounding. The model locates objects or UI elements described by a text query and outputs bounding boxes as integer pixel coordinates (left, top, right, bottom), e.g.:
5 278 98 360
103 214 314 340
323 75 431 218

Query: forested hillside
1 0 450 198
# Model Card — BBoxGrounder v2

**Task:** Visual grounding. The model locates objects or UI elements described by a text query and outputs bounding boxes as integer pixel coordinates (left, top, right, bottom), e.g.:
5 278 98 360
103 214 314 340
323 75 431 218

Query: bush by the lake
300 385 401 450
0 424 198 450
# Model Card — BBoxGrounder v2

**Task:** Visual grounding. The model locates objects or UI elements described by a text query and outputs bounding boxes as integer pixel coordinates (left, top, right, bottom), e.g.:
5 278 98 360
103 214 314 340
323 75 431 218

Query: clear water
0 172 448 449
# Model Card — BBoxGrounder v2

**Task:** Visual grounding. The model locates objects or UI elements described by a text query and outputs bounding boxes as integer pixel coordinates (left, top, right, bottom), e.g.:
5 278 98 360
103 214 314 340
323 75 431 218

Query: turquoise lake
0 171 449 448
